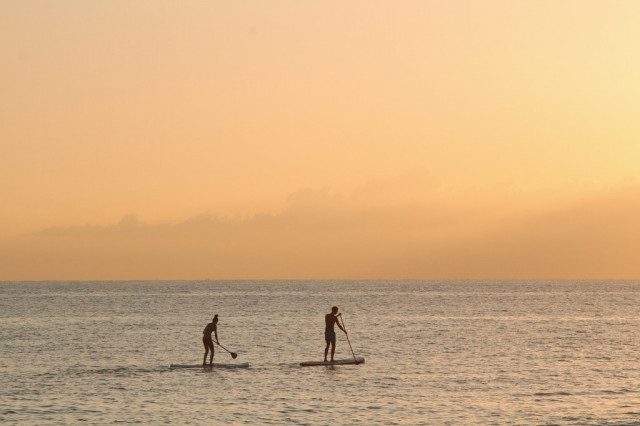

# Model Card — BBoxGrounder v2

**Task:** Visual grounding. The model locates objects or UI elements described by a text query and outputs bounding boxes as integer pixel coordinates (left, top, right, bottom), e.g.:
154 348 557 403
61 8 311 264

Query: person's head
213 314 219 323
331 306 339 314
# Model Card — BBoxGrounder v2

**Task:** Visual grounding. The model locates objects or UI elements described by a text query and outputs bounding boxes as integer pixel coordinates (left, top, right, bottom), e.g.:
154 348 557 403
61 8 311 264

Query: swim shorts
203 336 214 350
325 330 336 343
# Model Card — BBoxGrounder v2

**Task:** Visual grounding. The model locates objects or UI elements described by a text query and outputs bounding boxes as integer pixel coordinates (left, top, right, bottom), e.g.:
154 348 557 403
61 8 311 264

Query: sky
1 0 639 280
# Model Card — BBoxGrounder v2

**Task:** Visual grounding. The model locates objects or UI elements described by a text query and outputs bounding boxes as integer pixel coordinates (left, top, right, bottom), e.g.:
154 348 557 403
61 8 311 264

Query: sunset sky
1 1 639 280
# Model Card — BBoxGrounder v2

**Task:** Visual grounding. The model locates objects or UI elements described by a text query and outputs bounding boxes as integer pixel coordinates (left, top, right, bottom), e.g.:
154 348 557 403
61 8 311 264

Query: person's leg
203 338 209 365
209 343 214 364
324 340 330 362
330 341 336 362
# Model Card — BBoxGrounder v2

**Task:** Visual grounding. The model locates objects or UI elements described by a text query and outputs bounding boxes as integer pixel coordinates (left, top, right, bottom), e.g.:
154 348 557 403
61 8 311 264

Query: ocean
1 280 640 424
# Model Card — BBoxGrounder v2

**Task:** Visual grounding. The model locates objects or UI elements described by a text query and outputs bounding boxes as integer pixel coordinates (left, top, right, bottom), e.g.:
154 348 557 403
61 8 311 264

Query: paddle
338 314 360 364
215 342 238 359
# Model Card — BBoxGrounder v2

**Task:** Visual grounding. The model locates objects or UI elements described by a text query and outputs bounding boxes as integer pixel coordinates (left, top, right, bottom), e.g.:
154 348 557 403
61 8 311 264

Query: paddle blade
231 352 238 359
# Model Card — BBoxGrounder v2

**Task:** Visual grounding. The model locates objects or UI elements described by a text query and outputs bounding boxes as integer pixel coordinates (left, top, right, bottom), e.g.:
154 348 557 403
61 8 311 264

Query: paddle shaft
215 341 238 358
339 314 358 363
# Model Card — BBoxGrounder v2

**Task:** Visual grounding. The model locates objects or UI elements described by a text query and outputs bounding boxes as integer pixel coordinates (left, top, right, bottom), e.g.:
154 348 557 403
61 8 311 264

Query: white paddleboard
299 357 365 367
170 362 250 369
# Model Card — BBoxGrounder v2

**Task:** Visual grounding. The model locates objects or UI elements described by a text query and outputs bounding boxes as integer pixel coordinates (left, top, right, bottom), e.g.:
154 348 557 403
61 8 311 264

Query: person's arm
335 316 346 333
214 326 219 344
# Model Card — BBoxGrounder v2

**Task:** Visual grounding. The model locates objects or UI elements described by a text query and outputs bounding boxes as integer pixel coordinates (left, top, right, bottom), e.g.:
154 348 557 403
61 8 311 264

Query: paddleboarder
203 314 219 365
325 306 347 362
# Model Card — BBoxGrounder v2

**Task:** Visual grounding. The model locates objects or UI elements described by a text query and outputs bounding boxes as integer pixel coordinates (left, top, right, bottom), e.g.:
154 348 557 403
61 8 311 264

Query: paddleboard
299 357 365 367
170 362 250 369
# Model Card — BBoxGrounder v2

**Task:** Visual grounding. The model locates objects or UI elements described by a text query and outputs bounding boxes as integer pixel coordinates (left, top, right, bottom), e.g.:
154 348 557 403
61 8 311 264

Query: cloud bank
2 173 639 280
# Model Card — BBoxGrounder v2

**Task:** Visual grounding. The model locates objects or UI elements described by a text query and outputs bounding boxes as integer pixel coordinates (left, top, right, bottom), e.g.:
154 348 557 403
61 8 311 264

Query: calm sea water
2 280 640 424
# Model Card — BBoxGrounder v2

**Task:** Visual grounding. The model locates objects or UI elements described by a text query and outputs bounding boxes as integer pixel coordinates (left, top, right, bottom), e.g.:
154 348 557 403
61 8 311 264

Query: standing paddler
203 314 219 365
324 306 347 362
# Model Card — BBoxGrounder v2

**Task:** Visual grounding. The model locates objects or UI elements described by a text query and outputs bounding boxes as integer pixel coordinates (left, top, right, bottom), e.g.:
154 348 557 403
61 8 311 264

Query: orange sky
1 1 639 280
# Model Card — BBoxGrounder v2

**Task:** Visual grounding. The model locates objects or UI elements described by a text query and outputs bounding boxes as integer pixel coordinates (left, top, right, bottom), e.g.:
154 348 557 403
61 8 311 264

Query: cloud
2 174 640 280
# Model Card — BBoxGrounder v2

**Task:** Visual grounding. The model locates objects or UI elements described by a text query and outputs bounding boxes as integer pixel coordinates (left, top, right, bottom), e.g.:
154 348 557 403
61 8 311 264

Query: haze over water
2 1 640 281
2 280 640 424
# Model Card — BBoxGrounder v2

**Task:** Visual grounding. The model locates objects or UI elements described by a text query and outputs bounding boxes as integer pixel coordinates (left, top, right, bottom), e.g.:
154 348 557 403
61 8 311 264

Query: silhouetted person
324 306 346 362
203 314 219 365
